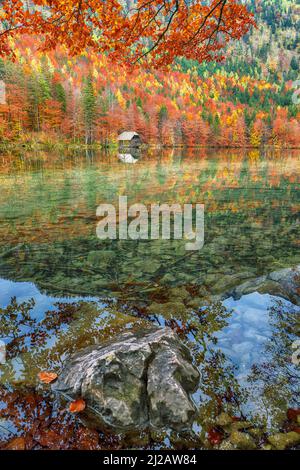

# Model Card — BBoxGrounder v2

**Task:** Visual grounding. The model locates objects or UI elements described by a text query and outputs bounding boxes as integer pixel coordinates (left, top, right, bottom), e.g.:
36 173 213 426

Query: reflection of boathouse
0 80 6 105
118 153 138 164
117 131 142 148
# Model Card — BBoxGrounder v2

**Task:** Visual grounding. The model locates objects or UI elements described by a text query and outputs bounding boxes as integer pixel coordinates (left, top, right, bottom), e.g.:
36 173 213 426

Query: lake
0 147 299 449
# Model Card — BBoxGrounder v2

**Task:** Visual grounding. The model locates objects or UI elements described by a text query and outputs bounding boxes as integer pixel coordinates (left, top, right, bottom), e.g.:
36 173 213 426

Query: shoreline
0 142 300 153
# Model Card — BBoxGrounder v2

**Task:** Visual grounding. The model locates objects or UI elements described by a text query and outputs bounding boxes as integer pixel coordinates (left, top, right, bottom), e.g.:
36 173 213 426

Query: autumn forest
0 0 299 148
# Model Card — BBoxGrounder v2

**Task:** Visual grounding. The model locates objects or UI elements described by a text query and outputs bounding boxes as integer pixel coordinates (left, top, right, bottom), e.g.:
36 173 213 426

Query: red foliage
207 428 224 446
0 387 121 450
287 408 300 422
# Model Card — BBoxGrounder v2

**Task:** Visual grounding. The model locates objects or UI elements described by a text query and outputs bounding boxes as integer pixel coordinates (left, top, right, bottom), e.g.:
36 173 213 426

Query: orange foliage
38 371 58 384
69 398 86 413
0 36 298 148
0 1 254 67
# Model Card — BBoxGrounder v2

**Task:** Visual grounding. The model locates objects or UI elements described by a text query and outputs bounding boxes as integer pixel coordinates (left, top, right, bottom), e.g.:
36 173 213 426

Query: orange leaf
4 437 26 450
38 371 58 384
69 398 86 413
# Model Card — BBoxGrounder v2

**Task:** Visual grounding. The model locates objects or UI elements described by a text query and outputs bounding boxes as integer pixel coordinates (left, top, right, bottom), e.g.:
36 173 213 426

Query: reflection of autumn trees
0 385 122 450
0 149 299 246
180 303 249 434
0 296 246 448
0 299 88 361
0 296 298 448
0 149 298 302
0 298 151 384
0 298 150 449
248 300 300 430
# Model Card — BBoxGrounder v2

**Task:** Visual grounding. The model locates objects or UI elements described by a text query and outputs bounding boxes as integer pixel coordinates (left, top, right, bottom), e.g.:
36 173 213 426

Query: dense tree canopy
0 0 255 66
1 35 299 148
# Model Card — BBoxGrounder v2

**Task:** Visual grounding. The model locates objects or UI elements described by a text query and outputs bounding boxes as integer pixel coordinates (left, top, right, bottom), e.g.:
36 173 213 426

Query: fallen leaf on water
4 437 26 450
207 428 223 446
69 398 86 413
38 371 58 384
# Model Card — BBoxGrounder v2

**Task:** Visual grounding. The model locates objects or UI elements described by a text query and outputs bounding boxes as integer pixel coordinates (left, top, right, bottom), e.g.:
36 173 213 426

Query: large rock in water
225 265 300 306
53 327 199 432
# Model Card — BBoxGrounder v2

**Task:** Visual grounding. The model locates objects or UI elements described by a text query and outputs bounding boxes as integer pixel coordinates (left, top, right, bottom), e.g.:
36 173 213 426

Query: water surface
0 147 299 448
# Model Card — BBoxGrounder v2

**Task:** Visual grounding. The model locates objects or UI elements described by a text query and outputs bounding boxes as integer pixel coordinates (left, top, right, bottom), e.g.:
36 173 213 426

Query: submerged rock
211 272 255 294
228 265 300 305
169 287 190 302
87 250 116 268
53 327 199 433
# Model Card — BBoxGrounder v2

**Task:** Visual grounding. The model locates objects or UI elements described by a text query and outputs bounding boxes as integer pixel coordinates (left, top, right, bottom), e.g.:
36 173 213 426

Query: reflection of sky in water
1 277 299 377
215 293 299 424
0 278 108 393
218 293 299 378
1 276 300 436
0 278 100 322
218 293 274 378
